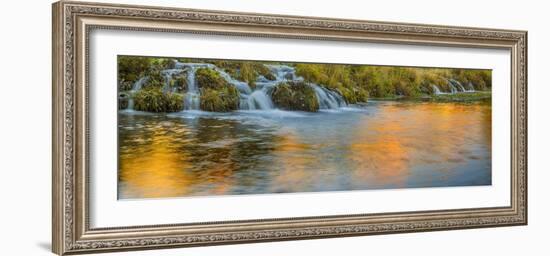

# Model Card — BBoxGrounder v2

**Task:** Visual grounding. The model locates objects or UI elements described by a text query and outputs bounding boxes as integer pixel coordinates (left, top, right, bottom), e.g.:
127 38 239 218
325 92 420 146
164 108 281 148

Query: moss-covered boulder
170 73 188 93
200 87 240 112
271 81 319 112
142 69 165 89
195 68 240 112
132 88 184 112
263 72 276 81
118 92 130 110
196 68 228 90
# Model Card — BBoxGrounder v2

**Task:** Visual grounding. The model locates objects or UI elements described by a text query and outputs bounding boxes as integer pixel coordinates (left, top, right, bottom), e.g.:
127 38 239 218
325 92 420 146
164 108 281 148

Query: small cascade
127 76 148 110
247 89 274 110
447 80 458 94
126 62 351 112
183 66 200 110
431 84 442 95
309 84 347 109
161 69 183 93
466 82 475 92
124 59 486 113
449 79 466 92
432 79 477 95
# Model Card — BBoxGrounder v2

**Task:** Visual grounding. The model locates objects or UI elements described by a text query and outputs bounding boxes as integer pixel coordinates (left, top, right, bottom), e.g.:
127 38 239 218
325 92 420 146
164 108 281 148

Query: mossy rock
142 70 165 89
199 87 240 112
118 80 133 92
170 73 188 93
133 88 184 112
118 92 130 110
195 68 240 112
195 68 228 90
263 72 276 81
271 81 319 112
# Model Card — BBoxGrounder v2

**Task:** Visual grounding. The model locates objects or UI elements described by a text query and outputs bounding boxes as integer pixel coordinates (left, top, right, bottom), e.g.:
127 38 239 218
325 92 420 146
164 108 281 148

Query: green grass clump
196 68 228 90
133 88 184 112
271 81 319 112
195 68 240 112
199 87 240 112
428 91 492 103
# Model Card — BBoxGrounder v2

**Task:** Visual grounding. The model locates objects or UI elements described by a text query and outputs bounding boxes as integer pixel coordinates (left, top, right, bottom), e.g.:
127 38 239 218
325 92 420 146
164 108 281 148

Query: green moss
142 69 165 89
119 80 133 92
196 68 228 90
239 63 258 89
118 56 151 90
165 93 184 112
271 81 319 112
207 61 275 89
132 88 184 112
263 72 276 81
199 87 240 112
170 73 188 93
194 68 240 112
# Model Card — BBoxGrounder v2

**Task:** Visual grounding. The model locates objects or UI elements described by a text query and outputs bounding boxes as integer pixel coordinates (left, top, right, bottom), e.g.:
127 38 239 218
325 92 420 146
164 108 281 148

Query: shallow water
118 101 491 199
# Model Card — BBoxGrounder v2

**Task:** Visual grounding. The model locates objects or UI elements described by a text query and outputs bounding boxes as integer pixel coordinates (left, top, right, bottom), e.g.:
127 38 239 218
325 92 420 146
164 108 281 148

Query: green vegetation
295 64 491 100
295 64 370 103
200 87 240 112
133 88 184 112
118 55 492 113
210 60 275 89
118 56 151 91
170 73 188 93
426 91 492 103
271 81 319 112
195 68 240 112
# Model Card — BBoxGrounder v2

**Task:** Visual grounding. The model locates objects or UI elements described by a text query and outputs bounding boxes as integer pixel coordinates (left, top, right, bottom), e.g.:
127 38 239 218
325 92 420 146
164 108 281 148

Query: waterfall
247 89 274 110
161 69 183 93
126 61 351 112
432 79 476 95
449 79 466 92
466 82 475 92
309 84 346 109
183 66 200 110
447 79 457 94
127 76 148 110
431 84 442 95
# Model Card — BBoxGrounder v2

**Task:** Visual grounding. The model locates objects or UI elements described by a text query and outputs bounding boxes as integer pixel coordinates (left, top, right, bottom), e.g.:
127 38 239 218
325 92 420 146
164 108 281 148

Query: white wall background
0 0 547 255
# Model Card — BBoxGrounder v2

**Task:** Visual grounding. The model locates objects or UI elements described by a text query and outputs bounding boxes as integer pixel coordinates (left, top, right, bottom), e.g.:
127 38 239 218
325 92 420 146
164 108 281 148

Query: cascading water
431 84 443 95
183 66 200 110
449 79 466 92
431 79 477 95
126 62 349 111
161 69 183 93
127 76 148 110
309 84 346 109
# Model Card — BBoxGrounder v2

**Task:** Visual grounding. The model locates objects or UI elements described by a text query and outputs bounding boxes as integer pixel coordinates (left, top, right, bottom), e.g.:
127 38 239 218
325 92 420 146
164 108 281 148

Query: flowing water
118 101 491 199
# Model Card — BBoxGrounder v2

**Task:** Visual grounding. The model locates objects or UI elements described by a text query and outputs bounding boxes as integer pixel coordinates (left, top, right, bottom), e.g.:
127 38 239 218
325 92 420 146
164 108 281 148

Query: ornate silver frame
52 1 527 255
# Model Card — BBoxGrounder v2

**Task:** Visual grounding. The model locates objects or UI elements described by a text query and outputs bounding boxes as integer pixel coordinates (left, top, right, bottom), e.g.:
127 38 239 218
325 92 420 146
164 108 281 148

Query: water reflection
118 102 491 199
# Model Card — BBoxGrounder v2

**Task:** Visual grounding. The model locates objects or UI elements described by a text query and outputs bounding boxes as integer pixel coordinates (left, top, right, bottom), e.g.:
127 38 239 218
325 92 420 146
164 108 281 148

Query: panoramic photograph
117 55 492 199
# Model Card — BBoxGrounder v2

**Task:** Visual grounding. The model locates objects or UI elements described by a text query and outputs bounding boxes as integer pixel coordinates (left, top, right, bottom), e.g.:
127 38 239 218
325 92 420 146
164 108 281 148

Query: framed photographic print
52 1 527 255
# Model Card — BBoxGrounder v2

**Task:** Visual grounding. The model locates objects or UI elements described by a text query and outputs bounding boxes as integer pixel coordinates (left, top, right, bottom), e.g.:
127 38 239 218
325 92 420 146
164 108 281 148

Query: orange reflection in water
118 102 491 198
349 103 491 188
118 129 194 199
269 130 315 193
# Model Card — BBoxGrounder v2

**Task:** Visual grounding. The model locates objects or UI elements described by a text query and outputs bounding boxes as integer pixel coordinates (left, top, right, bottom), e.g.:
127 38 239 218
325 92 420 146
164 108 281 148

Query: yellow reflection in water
119 129 193 199
349 103 490 188
270 130 315 193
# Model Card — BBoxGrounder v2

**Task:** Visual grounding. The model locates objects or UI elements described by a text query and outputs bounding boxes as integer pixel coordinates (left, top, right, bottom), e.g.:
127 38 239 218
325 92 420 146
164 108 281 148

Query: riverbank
369 91 491 103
